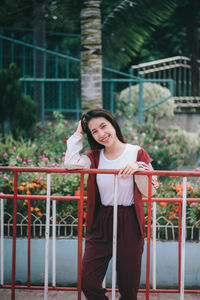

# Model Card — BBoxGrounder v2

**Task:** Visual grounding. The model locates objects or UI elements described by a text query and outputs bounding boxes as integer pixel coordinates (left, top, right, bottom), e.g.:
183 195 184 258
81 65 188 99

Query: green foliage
119 120 182 171
116 82 176 123
0 64 37 138
0 112 83 219
166 125 200 162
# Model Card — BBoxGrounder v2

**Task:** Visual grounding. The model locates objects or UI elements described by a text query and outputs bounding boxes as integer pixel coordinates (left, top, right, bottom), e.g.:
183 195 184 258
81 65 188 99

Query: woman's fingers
77 120 84 134
118 163 139 178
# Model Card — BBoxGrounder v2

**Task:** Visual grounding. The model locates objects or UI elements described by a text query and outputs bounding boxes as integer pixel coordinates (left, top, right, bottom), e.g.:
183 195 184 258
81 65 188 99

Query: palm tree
80 0 176 111
81 0 102 112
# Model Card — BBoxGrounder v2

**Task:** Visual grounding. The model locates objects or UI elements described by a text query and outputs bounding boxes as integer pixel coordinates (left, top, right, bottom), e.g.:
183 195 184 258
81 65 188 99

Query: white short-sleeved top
97 144 140 206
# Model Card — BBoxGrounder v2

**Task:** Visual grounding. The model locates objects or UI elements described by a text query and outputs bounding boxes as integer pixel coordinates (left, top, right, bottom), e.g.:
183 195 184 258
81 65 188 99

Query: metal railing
0 167 200 300
132 56 200 109
0 33 175 125
3 211 200 241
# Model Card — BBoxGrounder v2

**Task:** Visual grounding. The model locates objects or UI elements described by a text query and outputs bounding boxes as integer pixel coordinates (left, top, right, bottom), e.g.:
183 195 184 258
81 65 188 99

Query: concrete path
0 289 200 300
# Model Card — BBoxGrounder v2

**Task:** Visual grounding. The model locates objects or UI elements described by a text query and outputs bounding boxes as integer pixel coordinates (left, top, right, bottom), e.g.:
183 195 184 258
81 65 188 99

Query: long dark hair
81 108 125 149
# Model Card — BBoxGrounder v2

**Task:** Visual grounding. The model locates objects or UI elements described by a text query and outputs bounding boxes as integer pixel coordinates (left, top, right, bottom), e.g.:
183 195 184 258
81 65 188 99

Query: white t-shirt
97 144 140 206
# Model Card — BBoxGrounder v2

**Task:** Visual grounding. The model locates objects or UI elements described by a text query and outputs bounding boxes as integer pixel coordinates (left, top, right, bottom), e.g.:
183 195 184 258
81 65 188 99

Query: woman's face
88 117 117 148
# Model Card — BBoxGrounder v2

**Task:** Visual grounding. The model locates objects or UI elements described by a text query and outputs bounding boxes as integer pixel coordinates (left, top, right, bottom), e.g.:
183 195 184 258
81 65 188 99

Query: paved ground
1 289 200 300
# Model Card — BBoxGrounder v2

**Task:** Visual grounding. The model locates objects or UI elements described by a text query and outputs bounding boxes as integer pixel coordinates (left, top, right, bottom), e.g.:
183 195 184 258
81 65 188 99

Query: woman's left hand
118 162 139 179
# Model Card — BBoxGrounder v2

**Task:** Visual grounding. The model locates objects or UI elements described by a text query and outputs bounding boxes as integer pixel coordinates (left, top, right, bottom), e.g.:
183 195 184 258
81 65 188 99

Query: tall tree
81 0 102 112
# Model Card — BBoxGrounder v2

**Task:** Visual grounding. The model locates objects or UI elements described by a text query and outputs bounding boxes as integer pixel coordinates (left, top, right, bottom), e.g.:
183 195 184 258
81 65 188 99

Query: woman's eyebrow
91 122 106 133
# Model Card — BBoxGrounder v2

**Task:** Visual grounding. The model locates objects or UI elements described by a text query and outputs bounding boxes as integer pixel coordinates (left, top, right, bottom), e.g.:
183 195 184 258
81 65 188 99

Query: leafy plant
0 63 37 139
116 82 176 123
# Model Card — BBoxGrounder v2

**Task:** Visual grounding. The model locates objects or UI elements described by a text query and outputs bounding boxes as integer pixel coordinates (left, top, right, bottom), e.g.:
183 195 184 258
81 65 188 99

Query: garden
1 105 200 240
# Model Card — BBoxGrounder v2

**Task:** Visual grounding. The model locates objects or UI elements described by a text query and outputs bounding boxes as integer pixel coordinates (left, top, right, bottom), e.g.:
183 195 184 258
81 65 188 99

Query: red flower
36 131 39 136
146 143 150 147
131 136 135 141
123 137 128 142
162 138 167 144
124 122 128 127
40 149 44 153
65 121 69 127
169 151 173 156
42 128 46 132
51 122 55 126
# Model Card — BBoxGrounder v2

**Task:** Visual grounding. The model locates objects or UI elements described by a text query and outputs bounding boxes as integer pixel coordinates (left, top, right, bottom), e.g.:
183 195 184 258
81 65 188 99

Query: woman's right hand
77 120 84 135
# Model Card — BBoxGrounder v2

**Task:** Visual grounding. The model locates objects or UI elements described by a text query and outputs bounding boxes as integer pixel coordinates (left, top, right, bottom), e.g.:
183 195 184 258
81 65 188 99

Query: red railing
0 167 200 300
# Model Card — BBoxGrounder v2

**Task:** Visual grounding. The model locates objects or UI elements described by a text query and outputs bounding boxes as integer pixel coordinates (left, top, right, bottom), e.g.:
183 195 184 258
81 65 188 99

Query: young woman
64 108 158 300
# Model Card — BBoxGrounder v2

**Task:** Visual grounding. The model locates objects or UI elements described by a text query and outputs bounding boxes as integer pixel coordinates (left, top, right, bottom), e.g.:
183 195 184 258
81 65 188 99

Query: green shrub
116 82 176 123
0 64 37 139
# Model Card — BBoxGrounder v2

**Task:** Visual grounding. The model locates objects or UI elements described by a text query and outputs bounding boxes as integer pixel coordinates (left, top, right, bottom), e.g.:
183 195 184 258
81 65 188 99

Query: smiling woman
64 108 159 300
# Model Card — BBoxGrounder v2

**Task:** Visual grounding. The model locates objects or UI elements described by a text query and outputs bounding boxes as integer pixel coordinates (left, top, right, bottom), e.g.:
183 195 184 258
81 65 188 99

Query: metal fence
0 166 200 300
132 56 200 110
0 33 174 126
3 210 200 241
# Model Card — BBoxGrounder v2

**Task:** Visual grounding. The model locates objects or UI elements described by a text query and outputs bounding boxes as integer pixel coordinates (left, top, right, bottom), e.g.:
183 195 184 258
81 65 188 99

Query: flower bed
0 112 200 239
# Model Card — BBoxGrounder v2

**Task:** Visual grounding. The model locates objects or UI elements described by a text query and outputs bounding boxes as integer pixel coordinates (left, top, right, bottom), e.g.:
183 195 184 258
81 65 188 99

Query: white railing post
44 174 51 300
52 200 56 287
102 276 106 289
1 198 4 285
152 201 157 290
180 177 187 300
112 175 118 300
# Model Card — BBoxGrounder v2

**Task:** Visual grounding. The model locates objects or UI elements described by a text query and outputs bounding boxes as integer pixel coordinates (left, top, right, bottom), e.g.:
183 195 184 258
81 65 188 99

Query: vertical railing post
110 81 114 115
52 200 56 287
41 81 45 128
78 173 84 300
44 173 51 300
178 202 182 292
27 199 31 287
112 175 118 300
152 201 156 290
1 198 4 285
11 171 18 300
138 76 144 125
180 177 187 300
146 175 152 300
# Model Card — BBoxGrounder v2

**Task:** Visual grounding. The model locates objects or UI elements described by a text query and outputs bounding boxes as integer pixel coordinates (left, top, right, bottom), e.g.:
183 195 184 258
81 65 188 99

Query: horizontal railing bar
0 34 80 62
103 78 173 83
1 194 200 204
138 64 191 74
132 56 191 69
1 285 200 294
0 194 87 201
0 166 200 177
19 78 79 82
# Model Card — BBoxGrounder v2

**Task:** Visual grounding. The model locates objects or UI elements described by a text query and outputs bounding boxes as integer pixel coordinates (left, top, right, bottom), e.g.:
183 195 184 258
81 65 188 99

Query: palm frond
102 0 177 66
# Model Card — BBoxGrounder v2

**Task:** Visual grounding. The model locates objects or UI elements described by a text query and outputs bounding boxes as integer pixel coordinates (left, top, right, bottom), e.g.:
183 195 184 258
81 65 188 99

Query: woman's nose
98 129 104 137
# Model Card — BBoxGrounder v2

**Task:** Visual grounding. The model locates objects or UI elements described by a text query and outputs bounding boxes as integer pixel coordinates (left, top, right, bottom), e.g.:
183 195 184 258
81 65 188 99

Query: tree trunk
183 0 200 96
81 0 102 113
33 0 46 120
